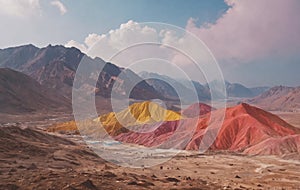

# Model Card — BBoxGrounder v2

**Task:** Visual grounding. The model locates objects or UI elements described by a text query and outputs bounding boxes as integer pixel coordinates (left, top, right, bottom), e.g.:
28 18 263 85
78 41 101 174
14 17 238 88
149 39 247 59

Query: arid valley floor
1 111 300 190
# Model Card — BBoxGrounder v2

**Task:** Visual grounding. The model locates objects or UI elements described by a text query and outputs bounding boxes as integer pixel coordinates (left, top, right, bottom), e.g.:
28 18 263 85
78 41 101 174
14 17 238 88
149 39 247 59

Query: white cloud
50 0 67 15
65 20 214 66
84 33 104 47
66 20 160 61
0 0 41 17
186 0 300 63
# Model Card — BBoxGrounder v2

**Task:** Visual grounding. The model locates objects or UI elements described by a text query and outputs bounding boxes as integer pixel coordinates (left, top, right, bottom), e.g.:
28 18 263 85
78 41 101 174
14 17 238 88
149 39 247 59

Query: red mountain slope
186 103 299 151
115 103 300 155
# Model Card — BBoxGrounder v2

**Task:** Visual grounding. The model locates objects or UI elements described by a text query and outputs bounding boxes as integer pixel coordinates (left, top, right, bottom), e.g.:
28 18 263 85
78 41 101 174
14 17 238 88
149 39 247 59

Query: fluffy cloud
0 0 41 17
186 0 300 62
66 20 160 61
50 0 67 15
65 20 214 65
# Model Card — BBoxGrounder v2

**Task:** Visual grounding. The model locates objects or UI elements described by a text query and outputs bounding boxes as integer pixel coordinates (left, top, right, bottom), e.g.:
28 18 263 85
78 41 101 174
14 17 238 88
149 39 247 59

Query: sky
0 0 299 87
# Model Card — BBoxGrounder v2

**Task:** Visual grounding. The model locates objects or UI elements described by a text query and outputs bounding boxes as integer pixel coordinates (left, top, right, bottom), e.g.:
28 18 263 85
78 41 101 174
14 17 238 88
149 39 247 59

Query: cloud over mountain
186 0 300 62
65 20 221 84
66 21 159 61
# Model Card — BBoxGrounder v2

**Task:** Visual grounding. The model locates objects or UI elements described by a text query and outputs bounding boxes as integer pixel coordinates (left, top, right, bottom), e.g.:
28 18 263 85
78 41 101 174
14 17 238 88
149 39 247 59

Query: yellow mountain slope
47 101 181 136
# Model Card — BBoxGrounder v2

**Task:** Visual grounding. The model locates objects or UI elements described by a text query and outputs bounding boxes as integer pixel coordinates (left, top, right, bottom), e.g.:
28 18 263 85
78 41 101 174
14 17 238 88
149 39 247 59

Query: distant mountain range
224 81 269 98
248 86 300 111
0 44 162 100
139 71 211 103
0 44 274 113
140 71 269 102
205 80 269 98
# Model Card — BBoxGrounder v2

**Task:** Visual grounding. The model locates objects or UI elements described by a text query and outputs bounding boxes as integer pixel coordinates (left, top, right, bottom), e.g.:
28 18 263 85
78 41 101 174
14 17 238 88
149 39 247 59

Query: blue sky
0 0 228 48
0 0 299 87
62 0 227 35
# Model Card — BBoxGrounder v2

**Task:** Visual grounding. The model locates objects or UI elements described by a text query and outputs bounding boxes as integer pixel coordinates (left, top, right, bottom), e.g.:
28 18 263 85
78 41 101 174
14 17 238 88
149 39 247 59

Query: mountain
139 71 211 102
98 101 181 135
48 101 181 136
185 103 300 152
114 103 300 156
140 72 267 101
0 44 162 100
139 78 179 101
48 101 300 156
248 86 300 111
0 44 269 102
0 68 70 114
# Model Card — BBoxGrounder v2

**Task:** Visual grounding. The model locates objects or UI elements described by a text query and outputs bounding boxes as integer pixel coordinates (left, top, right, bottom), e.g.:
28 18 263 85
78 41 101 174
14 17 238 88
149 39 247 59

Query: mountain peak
21 44 38 48
237 102 252 110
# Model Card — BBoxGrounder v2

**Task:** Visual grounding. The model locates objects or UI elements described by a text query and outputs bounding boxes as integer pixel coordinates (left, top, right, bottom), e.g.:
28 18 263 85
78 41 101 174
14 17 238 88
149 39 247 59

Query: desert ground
1 111 300 190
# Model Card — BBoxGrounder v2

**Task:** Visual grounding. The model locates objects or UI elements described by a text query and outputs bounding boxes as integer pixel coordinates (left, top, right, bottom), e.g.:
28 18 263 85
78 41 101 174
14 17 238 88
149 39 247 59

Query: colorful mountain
48 101 300 156
185 103 299 151
115 103 300 155
48 101 181 136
